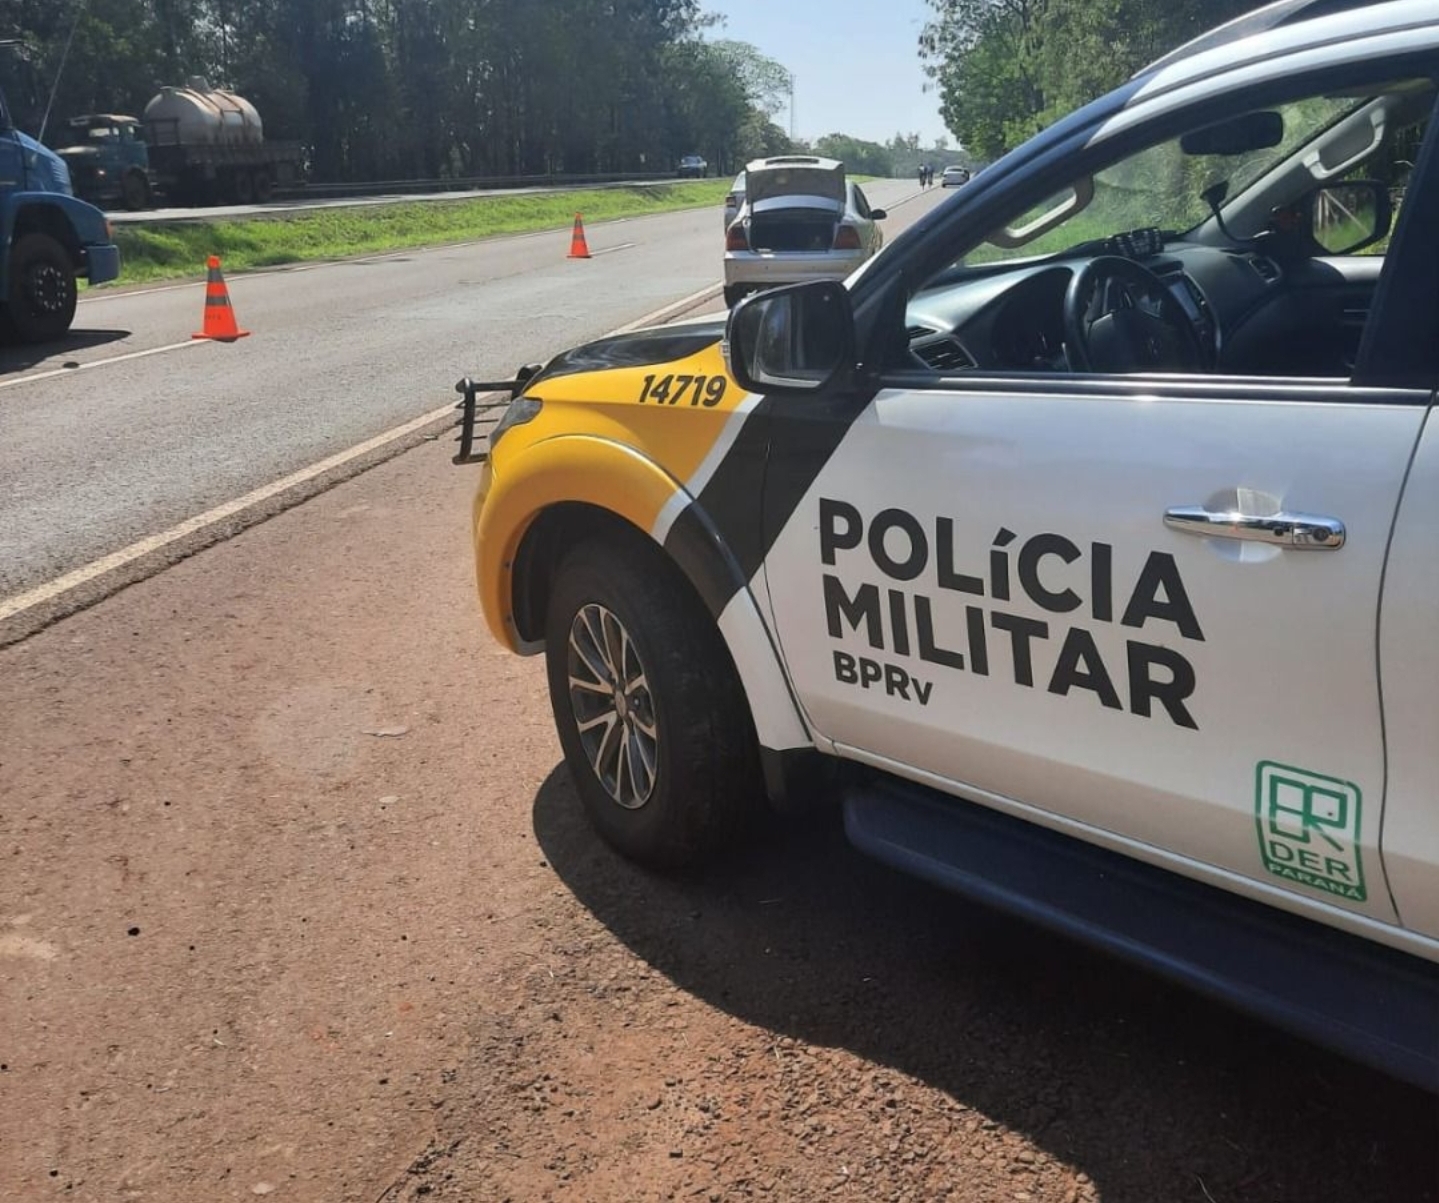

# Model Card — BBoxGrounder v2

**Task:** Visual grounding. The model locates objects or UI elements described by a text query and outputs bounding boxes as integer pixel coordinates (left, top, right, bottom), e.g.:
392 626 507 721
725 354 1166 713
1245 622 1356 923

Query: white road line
610 283 720 333
0 399 465 622
0 283 724 624
0 338 207 390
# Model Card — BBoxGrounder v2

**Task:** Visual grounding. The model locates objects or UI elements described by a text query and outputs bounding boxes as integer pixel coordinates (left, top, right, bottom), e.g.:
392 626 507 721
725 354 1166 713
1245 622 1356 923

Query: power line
40 0 86 142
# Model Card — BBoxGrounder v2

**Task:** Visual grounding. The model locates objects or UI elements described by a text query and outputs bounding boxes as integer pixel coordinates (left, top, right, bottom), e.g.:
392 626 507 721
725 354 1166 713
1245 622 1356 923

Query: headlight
489 395 543 451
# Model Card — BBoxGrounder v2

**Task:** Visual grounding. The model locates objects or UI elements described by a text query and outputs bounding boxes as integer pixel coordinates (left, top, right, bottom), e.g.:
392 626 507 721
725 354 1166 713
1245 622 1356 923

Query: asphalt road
0 177 926 612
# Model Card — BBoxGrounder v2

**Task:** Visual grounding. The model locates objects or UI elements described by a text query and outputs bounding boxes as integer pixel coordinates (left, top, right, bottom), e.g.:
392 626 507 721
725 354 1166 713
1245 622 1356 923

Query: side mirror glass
870 207 888 220
724 281 855 394
1308 180 1391 254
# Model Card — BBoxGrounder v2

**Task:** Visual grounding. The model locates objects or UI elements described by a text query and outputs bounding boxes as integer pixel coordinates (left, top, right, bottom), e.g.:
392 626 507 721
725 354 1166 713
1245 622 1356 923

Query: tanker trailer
142 78 304 205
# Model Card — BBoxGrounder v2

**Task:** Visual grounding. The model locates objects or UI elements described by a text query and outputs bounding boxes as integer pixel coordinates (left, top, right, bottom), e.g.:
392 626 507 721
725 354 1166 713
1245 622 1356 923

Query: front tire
121 170 150 211
723 284 746 308
544 531 761 869
5 233 77 344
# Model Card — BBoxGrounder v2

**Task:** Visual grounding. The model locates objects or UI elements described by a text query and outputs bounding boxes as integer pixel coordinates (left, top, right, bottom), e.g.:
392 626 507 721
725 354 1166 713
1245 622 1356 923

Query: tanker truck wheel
5 233 77 344
121 170 150 211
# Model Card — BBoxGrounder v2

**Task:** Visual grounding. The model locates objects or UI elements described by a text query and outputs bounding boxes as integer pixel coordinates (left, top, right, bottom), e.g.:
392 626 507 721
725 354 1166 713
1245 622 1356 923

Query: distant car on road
722 155 886 308
678 154 708 178
940 165 971 187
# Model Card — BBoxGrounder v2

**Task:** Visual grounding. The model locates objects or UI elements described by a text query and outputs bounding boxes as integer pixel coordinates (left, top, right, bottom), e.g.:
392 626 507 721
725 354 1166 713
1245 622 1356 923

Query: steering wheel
1063 255 1206 373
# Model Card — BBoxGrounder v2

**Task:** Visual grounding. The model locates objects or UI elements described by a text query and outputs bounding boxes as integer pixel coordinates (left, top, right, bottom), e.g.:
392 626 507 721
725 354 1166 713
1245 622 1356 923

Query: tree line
920 0 1258 164
0 0 823 183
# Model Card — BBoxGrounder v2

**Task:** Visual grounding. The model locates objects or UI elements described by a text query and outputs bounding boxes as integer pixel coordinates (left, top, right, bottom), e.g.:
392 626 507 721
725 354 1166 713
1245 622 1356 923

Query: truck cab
53 115 153 211
0 83 122 342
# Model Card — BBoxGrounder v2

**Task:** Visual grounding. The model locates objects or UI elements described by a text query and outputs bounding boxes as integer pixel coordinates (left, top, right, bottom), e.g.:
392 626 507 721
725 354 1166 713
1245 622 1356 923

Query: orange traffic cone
567 213 591 259
192 255 250 341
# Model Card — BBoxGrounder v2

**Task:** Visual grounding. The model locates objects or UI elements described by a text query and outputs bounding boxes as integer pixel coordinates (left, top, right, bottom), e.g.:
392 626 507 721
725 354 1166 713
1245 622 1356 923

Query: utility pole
787 71 795 141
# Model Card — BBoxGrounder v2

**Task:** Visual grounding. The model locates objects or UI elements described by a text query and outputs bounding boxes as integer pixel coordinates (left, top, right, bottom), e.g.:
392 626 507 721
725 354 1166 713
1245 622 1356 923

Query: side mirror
870 208 888 220
724 281 855 394
1307 180 1391 254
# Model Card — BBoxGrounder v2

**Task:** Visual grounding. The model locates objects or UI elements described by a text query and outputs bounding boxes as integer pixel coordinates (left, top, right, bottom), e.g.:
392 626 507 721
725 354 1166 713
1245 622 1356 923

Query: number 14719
639 373 727 407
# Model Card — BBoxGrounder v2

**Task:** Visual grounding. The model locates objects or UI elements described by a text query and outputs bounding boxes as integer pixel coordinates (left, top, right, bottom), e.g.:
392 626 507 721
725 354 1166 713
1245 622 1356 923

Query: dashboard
898 229 1377 378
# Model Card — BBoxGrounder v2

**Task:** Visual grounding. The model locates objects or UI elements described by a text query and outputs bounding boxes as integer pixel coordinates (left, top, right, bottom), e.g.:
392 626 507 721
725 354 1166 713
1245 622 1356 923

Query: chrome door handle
1163 506 1345 549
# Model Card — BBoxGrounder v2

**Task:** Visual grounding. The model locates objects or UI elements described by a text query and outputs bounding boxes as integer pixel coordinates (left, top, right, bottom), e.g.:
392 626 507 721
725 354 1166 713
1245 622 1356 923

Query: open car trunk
747 199 842 252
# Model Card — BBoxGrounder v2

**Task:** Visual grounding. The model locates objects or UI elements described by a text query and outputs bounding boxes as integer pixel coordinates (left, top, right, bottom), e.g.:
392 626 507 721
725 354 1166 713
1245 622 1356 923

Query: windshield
56 125 122 148
965 93 1361 265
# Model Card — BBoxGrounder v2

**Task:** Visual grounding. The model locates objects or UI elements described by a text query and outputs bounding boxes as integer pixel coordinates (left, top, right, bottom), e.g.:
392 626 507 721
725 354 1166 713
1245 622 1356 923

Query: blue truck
0 73 121 343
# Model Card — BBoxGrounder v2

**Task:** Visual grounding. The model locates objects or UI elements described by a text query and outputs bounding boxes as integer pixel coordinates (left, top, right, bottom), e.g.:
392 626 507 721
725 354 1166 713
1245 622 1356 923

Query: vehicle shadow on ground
533 764 1439 1202
0 328 131 375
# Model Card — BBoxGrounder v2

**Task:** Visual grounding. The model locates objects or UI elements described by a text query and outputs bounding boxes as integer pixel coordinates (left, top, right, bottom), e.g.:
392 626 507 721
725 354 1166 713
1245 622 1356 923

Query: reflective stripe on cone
192 255 251 341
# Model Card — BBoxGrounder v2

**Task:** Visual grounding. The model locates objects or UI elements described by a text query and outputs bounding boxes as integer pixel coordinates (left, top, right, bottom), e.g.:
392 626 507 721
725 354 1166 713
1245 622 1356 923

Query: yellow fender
473 433 812 755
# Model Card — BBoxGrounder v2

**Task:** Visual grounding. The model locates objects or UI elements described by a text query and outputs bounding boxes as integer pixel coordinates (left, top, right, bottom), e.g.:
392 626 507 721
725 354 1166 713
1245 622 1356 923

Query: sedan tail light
725 223 749 252
832 225 863 250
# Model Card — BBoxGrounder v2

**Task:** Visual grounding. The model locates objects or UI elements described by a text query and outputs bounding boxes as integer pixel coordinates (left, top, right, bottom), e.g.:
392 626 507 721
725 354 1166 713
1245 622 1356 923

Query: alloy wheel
566 603 658 810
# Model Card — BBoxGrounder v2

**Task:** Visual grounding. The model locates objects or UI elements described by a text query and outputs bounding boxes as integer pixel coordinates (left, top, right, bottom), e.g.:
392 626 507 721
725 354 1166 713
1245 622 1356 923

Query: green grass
110 180 733 286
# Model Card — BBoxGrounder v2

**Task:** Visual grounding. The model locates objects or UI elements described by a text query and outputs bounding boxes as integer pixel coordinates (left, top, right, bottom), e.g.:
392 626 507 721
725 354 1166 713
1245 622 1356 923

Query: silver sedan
722 155 886 308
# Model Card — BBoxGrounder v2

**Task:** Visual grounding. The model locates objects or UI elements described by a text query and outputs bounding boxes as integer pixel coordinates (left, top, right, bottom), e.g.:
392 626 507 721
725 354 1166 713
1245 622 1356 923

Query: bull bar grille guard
451 366 540 465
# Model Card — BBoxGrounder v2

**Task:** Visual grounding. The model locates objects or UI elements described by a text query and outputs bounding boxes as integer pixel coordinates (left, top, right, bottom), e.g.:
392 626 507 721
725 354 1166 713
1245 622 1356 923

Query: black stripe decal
662 501 749 620
662 484 818 752
691 381 880 590
679 396 776 585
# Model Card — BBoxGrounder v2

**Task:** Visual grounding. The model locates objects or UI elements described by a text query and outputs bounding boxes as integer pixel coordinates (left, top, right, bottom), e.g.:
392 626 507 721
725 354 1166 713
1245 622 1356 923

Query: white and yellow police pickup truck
459 0 1439 1089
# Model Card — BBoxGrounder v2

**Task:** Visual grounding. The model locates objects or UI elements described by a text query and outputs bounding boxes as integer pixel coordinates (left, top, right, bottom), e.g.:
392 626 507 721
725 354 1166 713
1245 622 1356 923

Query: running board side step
844 774 1439 1091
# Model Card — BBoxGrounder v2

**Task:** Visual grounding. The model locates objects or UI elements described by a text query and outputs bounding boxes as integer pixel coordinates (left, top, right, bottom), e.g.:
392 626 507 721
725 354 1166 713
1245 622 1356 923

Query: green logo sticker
1254 761 1365 902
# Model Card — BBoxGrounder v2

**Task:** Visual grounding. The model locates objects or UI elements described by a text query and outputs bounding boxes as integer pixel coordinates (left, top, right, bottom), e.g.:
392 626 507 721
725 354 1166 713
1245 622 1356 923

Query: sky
699 0 952 149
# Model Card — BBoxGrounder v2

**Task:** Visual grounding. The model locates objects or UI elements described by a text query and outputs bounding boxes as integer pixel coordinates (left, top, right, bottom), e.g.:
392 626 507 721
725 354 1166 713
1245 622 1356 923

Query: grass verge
111 180 733 286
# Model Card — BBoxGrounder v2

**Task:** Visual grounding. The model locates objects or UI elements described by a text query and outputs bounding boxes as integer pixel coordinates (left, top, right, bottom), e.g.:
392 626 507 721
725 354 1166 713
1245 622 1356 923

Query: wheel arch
476 436 813 762
5 200 84 274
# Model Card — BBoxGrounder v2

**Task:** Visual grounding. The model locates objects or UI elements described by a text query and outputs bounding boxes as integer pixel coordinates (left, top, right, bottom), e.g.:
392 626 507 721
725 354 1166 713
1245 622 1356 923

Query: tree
815 133 893 177
707 38 792 121
0 0 811 184
661 39 752 172
919 0 1253 160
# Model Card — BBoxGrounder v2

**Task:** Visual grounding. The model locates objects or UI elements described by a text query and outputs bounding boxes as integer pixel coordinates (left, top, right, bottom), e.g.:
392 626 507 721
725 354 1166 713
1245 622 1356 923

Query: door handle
1163 506 1345 549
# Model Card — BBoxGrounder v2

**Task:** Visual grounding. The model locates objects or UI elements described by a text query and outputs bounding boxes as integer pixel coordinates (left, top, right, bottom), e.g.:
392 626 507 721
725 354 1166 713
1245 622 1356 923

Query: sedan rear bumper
723 248 869 290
